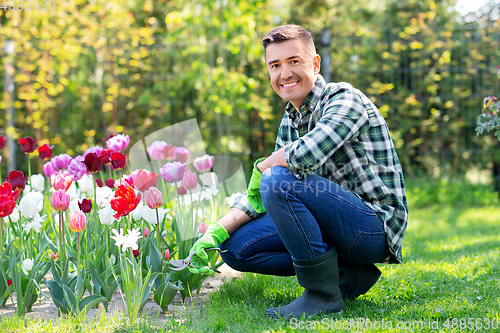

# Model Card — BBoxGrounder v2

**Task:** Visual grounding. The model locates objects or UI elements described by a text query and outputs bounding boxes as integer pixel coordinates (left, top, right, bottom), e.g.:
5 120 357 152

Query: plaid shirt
232 75 408 264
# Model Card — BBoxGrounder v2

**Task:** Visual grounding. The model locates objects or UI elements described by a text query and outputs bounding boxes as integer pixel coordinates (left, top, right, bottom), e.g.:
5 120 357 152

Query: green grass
1 182 499 332
180 205 500 332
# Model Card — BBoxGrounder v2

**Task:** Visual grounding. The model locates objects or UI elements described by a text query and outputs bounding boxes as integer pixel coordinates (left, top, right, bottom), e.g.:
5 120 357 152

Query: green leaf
45 280 66 307
79 294 106 312
63 285 77 314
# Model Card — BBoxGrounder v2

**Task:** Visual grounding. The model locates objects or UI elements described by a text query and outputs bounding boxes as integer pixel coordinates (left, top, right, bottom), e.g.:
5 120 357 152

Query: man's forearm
256 146 289 173
217 207 253 234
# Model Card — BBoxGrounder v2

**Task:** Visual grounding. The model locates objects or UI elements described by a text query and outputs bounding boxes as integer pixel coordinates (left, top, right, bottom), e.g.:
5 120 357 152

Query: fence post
3 40 16 173
319 29 332 83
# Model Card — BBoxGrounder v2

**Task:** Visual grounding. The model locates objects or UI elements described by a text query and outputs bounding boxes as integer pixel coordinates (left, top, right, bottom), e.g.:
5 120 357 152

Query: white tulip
77 174 94 194
9 207 20 223
23 213 46 233
19 193 43 218
98 204 116 225
22 258 34 272
66 182 77 200
96 186 113 208
30 174 46 192
132 201 144 221
199 172 218 187
69 199 80 212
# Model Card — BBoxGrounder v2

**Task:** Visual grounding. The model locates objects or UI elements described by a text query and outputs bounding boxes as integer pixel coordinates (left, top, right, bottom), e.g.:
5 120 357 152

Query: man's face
265 39 320 111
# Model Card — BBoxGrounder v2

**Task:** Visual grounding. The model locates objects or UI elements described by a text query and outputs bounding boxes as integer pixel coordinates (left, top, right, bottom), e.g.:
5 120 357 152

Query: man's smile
281 81 299 89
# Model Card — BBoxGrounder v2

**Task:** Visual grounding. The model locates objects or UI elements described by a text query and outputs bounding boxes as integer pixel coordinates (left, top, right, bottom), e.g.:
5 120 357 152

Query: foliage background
1 0 499 189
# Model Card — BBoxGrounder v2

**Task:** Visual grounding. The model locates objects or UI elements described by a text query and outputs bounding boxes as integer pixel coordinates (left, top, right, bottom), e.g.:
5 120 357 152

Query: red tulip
133 249 140 257
6 279 12 287
96 178 104 187
133 169 158 192
177 186 187 196
105 178 115 189
110 184 141 220
78 198 92 213
37 143 54 160
19 137 37 154
50 173 74 191
6 170 28 192
83 152 106 173
0 136 6 150
164 249 170 261
144 186 162 209
110 152 127 170
50 189 70 212
101 149 113 165
0 182 20 218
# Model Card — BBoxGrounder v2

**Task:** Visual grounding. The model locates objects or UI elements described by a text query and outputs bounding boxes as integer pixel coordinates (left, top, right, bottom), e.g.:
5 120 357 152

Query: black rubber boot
337 255 382 302
266 248 345 318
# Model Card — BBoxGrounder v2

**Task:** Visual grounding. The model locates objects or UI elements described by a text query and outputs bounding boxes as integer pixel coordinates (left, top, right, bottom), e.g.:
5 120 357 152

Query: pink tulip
199 222 207 234
133 169 158 192
144 226 150 238
144 186 163 209
160 162 186 183
174 147 190 163
164 249 170 261
106 134 130 152
51 173 74 191
50 190 70 212
146 141 170 160
69 210 86 232
67 156 88 181
49 252 58 260
193 154 214 173
181 169 197 190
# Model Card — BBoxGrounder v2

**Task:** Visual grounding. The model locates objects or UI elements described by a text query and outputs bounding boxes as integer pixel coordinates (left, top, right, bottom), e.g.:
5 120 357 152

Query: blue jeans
220 166 390 275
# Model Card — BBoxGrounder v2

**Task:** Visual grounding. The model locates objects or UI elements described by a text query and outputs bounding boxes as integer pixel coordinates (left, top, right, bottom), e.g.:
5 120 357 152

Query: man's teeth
283 82 297 87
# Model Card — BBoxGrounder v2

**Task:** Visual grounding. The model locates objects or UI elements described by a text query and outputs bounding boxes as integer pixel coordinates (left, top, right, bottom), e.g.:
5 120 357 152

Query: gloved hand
247 157 267 213
188 222 229 275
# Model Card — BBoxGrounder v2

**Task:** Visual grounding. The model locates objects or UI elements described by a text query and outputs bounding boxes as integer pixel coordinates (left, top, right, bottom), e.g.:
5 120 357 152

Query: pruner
168 247 227 273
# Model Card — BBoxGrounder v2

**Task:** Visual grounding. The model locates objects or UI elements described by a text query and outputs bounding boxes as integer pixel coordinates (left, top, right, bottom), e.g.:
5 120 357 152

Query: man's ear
313 54 321 75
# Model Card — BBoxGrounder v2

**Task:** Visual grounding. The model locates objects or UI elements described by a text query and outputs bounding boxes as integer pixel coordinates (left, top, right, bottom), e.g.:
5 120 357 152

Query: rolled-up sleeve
230 190 266 219
284 89 370 178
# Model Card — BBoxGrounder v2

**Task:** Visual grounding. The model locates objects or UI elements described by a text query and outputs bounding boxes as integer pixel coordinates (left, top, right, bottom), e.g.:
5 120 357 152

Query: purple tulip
160 162 186 183
51 154 73 171
193 154 214 173
43 161 57 179
67 156 88 181
106 134 130 152
181 169 197 190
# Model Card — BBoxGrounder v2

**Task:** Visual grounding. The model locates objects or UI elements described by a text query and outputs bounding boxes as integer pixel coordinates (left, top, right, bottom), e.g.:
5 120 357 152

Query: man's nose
280 64 293 80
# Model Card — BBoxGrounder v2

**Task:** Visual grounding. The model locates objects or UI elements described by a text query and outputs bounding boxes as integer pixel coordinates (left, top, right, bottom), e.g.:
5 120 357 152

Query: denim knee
260 166 295 202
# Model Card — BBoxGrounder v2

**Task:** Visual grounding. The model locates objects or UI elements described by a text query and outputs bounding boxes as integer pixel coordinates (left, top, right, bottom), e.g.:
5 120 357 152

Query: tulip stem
59 211 65 276
77 232 81 271
155 208 160 251
0 217 3 252
27 154 31 191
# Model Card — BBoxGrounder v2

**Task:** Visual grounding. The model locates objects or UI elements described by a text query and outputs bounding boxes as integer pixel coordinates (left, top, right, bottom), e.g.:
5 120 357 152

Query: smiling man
187 24 408 318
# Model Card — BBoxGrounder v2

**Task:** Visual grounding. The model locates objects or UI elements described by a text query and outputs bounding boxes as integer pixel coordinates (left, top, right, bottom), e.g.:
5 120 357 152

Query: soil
0 264 241 324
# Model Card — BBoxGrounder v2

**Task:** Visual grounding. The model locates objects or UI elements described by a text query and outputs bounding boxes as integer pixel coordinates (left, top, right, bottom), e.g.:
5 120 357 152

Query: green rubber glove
188 222 229 275
247 157 267 213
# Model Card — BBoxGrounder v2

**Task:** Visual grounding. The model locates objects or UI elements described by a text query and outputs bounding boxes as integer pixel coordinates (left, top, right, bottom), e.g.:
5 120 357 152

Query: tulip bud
144 226 150 237
133 249 140 258
144 186 163 209
164 249 170 261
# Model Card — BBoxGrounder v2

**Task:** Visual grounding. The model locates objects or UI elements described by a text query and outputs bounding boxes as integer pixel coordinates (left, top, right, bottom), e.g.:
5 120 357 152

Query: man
188 24 408 318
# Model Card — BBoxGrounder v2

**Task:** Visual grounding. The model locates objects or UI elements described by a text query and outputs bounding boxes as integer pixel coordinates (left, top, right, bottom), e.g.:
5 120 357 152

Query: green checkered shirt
233 75 408 264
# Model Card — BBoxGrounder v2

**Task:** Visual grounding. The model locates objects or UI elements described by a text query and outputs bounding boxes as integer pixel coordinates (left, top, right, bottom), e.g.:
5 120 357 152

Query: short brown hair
262 24 316 57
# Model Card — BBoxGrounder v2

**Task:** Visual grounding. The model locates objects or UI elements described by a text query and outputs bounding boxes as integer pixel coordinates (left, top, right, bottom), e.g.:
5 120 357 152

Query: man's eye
271 64 279 68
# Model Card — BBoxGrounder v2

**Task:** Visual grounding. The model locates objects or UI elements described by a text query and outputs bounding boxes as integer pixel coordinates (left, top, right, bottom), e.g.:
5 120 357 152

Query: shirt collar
285 74 326 119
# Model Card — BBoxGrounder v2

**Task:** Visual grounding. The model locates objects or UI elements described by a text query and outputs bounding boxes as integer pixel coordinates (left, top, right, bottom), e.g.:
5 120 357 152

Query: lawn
1 183 499 332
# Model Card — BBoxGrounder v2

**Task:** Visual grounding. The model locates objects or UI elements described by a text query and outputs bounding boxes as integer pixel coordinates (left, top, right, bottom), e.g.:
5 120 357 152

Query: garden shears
168 247 227 273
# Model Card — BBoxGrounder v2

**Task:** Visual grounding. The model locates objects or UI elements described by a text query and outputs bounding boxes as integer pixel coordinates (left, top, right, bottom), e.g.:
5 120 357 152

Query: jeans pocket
348 231 388 264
